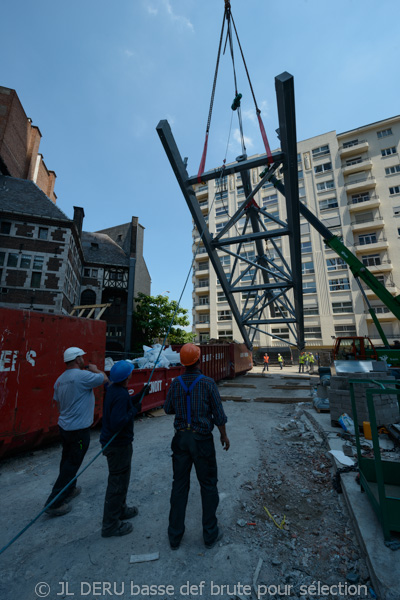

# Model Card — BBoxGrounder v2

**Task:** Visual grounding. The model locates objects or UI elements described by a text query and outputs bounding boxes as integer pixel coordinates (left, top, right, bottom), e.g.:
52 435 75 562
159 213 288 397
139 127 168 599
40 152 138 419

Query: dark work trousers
262 363 269 373
45 427 90 508
168 430 219 547
102 443 133 534
299 363 304 373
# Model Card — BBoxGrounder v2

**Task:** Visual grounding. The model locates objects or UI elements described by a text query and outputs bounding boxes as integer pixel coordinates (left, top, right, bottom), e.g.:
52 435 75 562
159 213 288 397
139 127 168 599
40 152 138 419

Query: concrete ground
0 369 398 600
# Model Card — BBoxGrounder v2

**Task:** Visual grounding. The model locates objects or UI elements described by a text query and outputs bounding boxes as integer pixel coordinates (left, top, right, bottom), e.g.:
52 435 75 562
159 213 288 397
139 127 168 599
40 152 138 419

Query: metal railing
340 138 367 150
345 175 376 187
348 194 379 206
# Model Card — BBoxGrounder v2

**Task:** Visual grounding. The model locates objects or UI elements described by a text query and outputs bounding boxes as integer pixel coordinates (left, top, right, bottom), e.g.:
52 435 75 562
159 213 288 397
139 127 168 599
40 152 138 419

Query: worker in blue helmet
100 361 150 538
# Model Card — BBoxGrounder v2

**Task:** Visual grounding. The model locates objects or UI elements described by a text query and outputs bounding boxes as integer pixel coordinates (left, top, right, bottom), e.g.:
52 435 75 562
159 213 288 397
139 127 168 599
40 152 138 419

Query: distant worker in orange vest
262 353 269 374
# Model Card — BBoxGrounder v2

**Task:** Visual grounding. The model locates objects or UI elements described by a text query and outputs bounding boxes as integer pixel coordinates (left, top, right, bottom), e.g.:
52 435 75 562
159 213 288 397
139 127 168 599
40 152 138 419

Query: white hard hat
63 347 86 363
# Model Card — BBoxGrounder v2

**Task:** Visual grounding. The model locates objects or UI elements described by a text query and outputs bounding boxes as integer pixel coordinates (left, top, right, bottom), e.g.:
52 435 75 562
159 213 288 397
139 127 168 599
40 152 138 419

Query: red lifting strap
197 133 209 183
257 112 273 165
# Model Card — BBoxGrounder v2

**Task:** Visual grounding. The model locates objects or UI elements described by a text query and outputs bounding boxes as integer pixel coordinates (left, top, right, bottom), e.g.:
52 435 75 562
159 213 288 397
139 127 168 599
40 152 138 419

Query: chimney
73 206 85 238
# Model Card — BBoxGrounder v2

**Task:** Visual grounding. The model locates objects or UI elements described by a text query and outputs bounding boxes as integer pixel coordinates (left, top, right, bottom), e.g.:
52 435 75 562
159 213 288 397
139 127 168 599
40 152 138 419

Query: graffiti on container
150 380 162 393
240 352 249 358
0 350 36 371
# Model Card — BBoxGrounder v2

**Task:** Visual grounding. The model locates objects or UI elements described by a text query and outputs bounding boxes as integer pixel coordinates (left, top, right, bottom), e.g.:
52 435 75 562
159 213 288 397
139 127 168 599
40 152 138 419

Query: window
358 233 377 245
0 222 11 234
355 211 374 224
345 156 362 166
302 261 315 274
263 209 279 225
319 197 338 211
198 297 209 305
241 269 256 282
38 227 48 240
198 315 209 323
33 256 44 270
362 254 381 267
317 180 335 192
381 147 397 157
298 184 306 198
218 310 232 321
304 304 319 316
335 325 357 335
217 291 227 302
7 253 19 267
84 268 90 277
304 327 322 338
314 162 332 174
327 257 347 271
199 334 210 342
385 165 400 175
271 327 290 340
390 186 400 195
218 330 232 340
196 280 209 288
298 169 304 179
237 187 245 196
215 221 228 233
297 153 302 163
20 254 32 269
262 194 278 205
312 145 330 157
303 281 317 294
31 272 41 288
219 255 230 266
332 301 353 314
351 192 370 204
301 241 312 253
377 128 392 139
198 261 208 271
216 190 228 202
329 278 350 291
216 206 229 217
0 252 4 266
241 291 257 301
343 139 358 149
91 242 99 249
321 215 341 230
300 223 310 235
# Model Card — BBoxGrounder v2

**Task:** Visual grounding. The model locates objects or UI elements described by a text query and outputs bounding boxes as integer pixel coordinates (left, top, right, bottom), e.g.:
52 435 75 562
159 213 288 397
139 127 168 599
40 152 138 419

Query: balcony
354 237 389 253
342 158 373 176
339 139 369 158
348 195 380 212
366 261 393 273
365 308 396 322
195 320 210 330
194 302 210 312
194 265 209 277
195 247 208 260
351 216 385 233
195 184 208 199
345 175 376 194
195 281 209 294
364 282 398 299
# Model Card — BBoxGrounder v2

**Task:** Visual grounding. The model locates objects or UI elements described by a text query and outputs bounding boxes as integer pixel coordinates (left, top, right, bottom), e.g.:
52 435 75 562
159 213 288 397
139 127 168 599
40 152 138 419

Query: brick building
0 175 151 352
0 86 57 202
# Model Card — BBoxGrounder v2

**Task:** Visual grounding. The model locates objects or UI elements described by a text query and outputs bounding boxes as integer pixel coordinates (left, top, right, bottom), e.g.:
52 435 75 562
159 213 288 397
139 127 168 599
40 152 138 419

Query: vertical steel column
275 72 305 350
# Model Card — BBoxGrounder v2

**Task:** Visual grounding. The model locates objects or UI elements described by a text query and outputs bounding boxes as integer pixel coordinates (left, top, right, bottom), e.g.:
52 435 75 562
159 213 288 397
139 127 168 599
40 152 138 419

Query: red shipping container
0 308 106 458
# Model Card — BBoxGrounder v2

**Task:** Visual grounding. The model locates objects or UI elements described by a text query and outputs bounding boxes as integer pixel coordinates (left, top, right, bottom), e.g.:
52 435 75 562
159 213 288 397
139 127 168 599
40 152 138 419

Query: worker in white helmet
44 347 108 517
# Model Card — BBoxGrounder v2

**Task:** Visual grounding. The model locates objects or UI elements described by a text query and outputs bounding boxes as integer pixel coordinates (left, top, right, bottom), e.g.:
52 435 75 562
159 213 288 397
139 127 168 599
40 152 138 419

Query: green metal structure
349 379 400 541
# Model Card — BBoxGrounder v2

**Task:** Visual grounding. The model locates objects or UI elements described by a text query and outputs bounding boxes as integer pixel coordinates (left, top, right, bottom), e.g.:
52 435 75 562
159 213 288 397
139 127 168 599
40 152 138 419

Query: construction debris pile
105 345 181 371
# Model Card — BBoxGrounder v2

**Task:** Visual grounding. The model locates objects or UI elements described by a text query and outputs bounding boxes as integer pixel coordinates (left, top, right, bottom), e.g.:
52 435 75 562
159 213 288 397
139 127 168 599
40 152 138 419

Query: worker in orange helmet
164 343 229 551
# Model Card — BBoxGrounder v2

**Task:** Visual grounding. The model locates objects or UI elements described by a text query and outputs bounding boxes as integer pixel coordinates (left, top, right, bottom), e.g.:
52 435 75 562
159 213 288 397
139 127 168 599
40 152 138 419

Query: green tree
132 293 193 349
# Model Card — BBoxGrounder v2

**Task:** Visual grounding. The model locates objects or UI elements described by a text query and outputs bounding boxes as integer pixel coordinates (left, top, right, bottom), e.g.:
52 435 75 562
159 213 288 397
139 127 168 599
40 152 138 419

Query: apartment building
192 115 400 349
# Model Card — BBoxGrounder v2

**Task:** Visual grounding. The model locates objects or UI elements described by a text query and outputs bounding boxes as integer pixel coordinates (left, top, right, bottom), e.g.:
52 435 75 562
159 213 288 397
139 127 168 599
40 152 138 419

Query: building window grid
377 128 392 139
381 147 397 157
385 165 400 175
332 301 353 314
329 278 350 291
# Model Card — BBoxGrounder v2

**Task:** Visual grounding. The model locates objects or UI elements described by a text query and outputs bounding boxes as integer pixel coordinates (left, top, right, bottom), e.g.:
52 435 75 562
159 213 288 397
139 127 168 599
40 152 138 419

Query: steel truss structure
157 72 305 350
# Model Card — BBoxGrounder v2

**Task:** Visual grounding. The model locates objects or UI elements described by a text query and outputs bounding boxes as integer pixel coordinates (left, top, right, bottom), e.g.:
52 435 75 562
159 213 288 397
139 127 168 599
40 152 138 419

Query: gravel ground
0 388 375 600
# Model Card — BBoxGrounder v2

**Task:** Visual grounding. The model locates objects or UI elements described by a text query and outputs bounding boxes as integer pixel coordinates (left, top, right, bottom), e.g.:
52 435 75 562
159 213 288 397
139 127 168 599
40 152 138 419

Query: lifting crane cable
224 6 246 156
197 9 227 183
230 13 273 164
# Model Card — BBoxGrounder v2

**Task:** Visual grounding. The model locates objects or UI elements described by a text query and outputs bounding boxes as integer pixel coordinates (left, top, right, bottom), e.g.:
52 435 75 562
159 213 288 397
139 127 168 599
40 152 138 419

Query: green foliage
132 293 192 349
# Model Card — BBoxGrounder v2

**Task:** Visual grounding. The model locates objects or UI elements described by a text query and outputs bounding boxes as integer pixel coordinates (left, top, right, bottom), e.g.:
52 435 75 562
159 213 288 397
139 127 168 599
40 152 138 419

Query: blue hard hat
109 361 134 383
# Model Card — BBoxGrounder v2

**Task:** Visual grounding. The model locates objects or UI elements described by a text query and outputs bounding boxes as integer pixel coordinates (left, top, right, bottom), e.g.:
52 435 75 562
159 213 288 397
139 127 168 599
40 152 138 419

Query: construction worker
298 352 305 373
277 353 284 370
305 352 310 371
164 343 229 550
308 352 315 374
100 361 150 537
44 347 108 517
262 352 269 374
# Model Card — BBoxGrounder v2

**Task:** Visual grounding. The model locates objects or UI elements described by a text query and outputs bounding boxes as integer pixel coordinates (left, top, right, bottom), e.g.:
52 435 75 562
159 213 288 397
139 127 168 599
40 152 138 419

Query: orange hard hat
180 343 201 366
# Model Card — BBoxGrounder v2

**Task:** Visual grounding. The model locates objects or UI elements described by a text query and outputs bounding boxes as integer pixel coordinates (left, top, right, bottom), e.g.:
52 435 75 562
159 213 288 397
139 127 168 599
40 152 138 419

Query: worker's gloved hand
142 384 151 396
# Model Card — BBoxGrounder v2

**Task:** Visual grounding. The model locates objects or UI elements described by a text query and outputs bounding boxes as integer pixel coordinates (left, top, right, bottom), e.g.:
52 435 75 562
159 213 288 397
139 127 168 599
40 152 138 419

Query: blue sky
2 0 400 324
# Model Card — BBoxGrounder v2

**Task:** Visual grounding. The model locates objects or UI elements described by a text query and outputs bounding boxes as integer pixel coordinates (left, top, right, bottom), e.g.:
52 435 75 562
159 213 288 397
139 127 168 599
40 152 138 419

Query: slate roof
81 231 129 267
0 176 70 221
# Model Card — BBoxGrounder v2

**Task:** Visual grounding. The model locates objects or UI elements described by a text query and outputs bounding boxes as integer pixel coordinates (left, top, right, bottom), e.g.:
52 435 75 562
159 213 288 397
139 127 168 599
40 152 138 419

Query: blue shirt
164 369 227 434
54 369 104 430
100 384 142 447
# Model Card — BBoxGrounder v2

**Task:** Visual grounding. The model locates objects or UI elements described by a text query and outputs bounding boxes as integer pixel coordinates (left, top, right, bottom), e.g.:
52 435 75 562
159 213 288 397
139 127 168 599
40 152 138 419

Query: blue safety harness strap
177 374 204 429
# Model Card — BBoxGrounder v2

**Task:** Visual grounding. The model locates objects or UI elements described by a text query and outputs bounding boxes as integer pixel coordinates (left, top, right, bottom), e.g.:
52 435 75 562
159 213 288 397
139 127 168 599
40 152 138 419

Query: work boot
120 506 139 520
65 486 82 502
205 527 223 549
45 503 72 517
101 522 133 538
